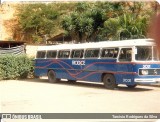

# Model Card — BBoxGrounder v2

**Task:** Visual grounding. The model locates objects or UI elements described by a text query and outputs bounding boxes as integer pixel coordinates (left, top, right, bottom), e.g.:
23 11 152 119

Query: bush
0 54 34 80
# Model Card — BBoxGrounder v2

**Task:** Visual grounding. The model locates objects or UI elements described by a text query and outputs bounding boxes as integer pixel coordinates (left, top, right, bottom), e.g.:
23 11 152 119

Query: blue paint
34 39 160 87
34 58 160 85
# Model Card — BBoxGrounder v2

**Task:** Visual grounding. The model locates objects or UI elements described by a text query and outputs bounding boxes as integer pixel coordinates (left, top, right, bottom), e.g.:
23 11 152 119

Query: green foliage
17 3 60 44
0 54 34 80
98 2 154 41
15 2 155 43
61 2 106 42
61 2 154 42
16 3 76 44
103 12 149 40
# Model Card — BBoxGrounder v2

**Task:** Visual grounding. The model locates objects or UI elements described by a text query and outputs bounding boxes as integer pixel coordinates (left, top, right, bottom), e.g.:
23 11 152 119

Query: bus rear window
36 51 46 59
46 51 57 58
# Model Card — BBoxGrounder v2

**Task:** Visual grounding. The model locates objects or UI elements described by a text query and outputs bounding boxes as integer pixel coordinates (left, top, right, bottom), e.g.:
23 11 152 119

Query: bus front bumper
134 78 160 85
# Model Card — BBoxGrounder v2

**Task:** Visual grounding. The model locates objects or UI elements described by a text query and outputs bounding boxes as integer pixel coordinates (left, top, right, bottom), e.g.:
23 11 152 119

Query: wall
0 3 17 40
26 45 38 58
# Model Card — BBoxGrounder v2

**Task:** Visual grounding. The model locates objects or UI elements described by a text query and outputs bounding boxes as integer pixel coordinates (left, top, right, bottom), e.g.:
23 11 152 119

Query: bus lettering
72 60 85 66
143 65 151 68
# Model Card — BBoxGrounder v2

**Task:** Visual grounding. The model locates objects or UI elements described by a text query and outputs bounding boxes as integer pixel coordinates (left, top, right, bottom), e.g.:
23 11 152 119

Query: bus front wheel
103 74 117 89
48 70 58 83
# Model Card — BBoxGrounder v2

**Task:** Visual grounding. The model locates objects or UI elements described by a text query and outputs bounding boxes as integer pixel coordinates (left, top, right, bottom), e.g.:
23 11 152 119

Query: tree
14 2 155 44
99 2 154 41
103 13 149 40
61 2 106 43
17 3 59 44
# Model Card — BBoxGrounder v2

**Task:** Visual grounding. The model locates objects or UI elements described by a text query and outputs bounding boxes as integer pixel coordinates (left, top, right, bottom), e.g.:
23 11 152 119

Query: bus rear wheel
103 74 117 89
48 70 58 83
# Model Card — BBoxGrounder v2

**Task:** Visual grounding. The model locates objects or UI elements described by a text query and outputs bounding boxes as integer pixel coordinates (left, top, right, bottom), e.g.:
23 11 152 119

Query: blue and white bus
34 39 160 89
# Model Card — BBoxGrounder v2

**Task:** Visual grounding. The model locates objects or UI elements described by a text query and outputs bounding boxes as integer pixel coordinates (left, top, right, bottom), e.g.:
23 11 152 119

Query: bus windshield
135 46 159 61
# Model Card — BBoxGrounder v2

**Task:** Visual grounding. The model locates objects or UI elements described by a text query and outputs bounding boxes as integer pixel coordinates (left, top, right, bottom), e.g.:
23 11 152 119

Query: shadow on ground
22 78 156 92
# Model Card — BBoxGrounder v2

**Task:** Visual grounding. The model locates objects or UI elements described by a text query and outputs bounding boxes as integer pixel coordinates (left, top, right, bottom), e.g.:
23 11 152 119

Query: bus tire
127 84 137 88
103 74 117 89
48 70 58 83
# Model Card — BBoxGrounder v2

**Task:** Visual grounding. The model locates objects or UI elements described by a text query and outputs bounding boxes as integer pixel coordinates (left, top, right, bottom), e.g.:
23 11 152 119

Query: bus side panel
34 59 48 77
53 59 135 83
115 63 135 85
95 59 135 85
34 58 137 85
78 59 118 82
53 59 79 80
54 59 102 82
75 71 102 82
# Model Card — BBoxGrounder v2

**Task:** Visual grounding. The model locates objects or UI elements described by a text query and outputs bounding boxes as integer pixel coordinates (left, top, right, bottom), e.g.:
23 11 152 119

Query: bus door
117 48 134 84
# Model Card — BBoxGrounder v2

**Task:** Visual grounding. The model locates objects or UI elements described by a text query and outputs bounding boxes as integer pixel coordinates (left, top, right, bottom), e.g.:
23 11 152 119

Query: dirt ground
0 78 160 122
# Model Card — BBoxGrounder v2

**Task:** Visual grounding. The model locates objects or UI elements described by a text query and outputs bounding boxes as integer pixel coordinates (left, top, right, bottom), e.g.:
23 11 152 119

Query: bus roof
37 39 155 51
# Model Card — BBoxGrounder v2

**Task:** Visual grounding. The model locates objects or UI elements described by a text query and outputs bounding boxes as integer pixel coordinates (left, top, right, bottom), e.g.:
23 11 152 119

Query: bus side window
36 51 46 59
85 49 100 58
113 48 119 58
119 48 132 61
71 50 84 58
58 50 70 58
101 48 119 58
46 51 57 58
101 49 114 58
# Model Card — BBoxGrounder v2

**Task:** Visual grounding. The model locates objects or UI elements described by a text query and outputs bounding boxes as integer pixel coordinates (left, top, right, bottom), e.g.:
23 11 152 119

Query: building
0 40 26 55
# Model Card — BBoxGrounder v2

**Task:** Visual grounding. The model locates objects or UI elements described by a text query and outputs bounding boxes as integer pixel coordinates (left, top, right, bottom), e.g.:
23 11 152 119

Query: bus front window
135 46 159 61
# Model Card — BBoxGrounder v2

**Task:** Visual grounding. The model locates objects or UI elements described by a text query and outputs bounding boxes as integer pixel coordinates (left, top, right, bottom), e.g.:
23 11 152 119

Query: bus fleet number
123 79 131 82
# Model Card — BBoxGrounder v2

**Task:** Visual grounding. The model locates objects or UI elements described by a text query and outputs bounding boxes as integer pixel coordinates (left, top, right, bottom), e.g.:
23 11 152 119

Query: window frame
58 50 70 59
84 48 100 59
36 50 46 59
46 50 57 59
118 48 132 62
71 49 84 59
101 48 119 59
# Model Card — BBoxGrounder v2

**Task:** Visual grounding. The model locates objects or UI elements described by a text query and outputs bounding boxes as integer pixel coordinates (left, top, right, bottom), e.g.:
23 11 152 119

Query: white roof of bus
37 39 155 51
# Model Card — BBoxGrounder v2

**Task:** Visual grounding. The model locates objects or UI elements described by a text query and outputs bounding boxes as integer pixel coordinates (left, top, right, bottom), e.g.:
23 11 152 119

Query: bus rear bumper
134 78 160 85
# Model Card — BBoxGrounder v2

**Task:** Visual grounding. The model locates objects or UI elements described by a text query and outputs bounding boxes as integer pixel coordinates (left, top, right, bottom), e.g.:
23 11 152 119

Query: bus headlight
141 69 149 75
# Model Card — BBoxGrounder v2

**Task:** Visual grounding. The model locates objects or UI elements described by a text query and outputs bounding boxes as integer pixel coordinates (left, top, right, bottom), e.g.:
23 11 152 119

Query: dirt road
1 78 160 122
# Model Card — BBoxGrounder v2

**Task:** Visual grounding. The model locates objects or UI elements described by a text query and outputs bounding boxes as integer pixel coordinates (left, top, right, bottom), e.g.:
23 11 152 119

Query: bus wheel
48 70 57 83
127 84 137 88
103 74 117 89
